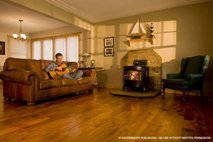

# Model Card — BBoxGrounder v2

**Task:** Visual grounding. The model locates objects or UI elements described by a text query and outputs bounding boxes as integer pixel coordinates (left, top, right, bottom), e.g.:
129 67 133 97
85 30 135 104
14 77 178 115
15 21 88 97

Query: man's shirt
44 62 63 72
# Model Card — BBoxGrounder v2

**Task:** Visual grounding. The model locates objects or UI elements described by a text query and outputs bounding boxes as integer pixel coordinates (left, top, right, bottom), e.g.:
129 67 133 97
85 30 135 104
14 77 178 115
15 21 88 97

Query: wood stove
123 60 149 92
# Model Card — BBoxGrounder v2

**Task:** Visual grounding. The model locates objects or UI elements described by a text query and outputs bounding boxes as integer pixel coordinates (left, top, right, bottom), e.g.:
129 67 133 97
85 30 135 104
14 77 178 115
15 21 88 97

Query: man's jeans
62 70 83 80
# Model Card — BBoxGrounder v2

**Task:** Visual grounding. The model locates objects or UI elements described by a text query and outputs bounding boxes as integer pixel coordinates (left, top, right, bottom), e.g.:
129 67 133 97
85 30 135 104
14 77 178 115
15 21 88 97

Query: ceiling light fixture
13 19 27 41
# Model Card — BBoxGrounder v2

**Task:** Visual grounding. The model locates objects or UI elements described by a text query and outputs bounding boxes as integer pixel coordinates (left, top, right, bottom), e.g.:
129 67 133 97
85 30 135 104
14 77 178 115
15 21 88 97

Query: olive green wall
92 2 213 95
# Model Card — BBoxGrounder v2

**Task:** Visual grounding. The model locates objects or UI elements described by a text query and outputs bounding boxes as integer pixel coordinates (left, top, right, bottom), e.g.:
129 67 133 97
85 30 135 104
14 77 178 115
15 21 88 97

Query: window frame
31 33 80 61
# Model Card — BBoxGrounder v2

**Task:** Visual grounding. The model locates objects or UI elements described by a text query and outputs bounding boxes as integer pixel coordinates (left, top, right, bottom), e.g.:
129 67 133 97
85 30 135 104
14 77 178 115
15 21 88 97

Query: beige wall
7 37 31 58
0 33 31 74
92 2 213 94
0 33 8 71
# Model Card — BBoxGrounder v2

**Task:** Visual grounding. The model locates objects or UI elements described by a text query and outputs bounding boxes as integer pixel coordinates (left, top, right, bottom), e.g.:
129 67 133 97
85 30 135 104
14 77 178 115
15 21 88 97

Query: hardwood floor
0 84 212 142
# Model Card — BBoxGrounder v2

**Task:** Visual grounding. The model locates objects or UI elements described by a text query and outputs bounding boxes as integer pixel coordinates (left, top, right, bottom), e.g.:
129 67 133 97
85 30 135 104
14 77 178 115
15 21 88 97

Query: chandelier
13 19 27 40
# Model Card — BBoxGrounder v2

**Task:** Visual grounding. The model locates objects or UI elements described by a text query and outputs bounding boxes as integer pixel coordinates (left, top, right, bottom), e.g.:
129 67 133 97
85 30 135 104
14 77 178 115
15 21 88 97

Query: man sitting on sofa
44 53 83 80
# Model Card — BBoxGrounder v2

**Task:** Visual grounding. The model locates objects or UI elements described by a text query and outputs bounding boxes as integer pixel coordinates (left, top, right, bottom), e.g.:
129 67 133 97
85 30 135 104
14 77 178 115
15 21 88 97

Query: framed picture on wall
104 37 114 47
104 47 114 57
0 41 5 55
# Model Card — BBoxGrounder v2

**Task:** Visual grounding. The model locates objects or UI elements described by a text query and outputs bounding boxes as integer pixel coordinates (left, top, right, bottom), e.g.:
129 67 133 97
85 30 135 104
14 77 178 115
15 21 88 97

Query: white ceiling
0 0 209 35
46 0 209 23
0 1 70 34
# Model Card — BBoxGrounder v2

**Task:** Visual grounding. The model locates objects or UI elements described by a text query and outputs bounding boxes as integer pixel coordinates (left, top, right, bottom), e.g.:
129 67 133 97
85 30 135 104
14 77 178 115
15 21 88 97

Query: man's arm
44 62 57 72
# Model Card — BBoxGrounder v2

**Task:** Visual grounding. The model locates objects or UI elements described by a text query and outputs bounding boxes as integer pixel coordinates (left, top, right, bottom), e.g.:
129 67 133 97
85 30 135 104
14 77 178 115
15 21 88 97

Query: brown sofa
0 58 96 105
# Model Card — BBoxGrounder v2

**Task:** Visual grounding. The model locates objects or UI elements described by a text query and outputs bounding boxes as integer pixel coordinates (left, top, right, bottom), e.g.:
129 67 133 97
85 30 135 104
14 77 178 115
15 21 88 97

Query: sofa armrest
82 70 95 76
82 70 97 84
167 73 182 79
0 70 39 85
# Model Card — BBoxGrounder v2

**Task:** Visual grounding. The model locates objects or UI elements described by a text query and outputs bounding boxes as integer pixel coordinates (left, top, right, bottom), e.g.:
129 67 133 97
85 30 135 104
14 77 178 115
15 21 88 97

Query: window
55 37 66 61
42 39 53 60
32 41 41 59
67 36 78 62
32 35 79 62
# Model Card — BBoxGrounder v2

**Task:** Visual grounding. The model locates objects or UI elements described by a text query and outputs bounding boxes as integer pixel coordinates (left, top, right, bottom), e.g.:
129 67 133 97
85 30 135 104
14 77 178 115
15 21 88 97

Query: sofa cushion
40 79 62 90
78 77 92 84
27 60 45 80
65 62 78 69
4 58 30 71
61 78 78 86
40 60 52 80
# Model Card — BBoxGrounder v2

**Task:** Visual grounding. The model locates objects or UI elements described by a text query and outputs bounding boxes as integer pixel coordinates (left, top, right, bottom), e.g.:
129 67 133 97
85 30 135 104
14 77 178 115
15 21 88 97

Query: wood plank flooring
0 84 213 142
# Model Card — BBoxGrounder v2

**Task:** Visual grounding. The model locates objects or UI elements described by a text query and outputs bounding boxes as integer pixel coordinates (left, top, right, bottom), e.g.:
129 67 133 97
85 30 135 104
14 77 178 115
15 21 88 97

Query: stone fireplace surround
121 48 162 91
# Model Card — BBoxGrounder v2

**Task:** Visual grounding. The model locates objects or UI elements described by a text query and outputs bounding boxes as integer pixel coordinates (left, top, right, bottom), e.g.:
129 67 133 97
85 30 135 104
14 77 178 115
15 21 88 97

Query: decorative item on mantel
13 19 27 41
124 18 155 45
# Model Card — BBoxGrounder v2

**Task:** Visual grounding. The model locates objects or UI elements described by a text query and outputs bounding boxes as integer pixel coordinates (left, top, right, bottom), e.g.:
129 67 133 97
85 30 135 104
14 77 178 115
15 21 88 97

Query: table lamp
82 52 90 67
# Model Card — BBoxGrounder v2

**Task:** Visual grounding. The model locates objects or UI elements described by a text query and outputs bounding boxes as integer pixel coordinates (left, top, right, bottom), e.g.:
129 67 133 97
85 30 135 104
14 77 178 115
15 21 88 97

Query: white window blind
32 41 41 59
9 38 27 58
31 35 79 61
67 36 78 62
42 39 53 60
54 37 66 61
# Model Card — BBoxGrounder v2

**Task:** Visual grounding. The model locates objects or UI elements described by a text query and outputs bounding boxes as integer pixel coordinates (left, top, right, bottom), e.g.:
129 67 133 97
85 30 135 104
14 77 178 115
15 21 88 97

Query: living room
0 0 212 141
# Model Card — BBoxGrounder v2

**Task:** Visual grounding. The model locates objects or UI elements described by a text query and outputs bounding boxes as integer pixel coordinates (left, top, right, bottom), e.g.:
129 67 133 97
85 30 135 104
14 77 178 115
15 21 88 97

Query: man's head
55 53 63 64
